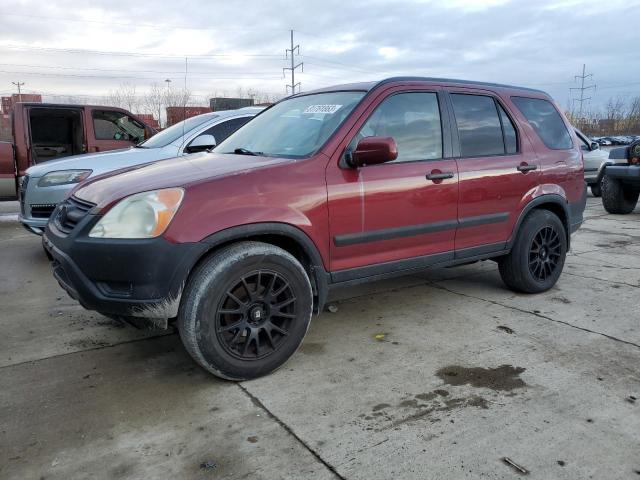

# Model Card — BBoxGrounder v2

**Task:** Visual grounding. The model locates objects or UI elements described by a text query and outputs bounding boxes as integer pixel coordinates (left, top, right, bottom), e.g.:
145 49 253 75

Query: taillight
630 157 639 165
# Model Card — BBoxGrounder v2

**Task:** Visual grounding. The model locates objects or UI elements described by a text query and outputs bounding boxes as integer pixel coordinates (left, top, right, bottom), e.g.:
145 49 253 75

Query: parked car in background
575 129 610 196
20 107 262 234
601 140 640 214
43 77 586 380
0 103 157 200
597 138 613 146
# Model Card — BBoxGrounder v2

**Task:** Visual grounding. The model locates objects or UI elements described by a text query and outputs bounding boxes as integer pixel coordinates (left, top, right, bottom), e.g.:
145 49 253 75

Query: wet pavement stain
298 342 325 355
497 325 515 334
436 364 527 391
355 388 488 432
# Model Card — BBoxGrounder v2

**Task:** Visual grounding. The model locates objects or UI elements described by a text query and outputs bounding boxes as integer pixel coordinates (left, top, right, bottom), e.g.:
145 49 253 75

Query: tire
178 241 313 380
590 182 602 197
601 175 639 214
498 210 567 293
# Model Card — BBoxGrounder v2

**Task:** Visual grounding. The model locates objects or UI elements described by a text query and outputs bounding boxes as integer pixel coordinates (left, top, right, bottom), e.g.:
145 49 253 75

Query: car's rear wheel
590 181 602 197
601 175 639 214
498 209 567 293
178 241 313 380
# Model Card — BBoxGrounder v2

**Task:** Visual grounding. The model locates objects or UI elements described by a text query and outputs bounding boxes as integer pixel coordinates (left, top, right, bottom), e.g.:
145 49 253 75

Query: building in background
1 94 43 141
136 113 160 130
209 97 254 111
1 94 42 114
165 106 212 127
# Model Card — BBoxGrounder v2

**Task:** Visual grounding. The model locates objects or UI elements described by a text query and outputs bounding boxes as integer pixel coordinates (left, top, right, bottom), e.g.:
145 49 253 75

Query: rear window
511 97 572 150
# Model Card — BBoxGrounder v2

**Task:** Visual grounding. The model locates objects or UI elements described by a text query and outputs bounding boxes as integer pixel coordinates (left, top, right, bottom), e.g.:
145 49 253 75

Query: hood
25 146 173 178
75 152 294 209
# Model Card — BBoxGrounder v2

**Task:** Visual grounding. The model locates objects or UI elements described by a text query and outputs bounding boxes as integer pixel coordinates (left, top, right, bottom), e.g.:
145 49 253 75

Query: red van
43 77 586 380
0 103 156 200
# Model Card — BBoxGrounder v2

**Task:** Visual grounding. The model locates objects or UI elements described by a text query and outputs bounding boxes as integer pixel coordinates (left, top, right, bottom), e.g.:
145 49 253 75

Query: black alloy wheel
216 270 296 360
178 241 313 380
528 226 562 282
498 209 567 293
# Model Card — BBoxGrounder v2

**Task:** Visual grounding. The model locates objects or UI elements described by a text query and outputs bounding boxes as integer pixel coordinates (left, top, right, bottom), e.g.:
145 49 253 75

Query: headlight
88 188 184 239
38 170 92 187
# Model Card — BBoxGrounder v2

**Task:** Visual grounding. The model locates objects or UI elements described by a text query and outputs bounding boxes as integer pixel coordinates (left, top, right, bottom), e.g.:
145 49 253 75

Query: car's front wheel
178 241 313 380
590 181 602 197
498 209 567 293
601 175 639 214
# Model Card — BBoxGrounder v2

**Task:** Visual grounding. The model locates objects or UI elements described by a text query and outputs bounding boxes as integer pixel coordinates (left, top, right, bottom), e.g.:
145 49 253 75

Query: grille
19 175 29 215
54 196 96 234
30 203 57 219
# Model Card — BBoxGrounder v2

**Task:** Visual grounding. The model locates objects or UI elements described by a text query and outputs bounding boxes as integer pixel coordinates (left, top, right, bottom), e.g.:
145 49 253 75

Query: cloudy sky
1 0 639 112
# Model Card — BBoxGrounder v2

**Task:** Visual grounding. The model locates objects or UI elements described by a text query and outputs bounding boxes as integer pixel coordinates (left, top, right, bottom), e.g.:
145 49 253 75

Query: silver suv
19 107 262 234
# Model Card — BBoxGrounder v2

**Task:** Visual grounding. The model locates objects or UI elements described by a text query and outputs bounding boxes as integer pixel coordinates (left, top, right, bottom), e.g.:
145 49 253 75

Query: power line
283 30 303 94
570 64 596 118
0 63 281 76
0 44 283 59
0 70 282 81
3 13 288 33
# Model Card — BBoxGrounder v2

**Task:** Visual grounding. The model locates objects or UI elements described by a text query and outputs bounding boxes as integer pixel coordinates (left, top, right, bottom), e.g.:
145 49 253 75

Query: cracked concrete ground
1 196 639 479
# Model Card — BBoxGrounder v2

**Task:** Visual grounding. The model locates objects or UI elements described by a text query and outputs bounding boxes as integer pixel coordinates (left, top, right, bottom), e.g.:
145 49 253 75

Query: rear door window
451 94 505 157
511 97 572 150
92 110 145 143
498 104 518 154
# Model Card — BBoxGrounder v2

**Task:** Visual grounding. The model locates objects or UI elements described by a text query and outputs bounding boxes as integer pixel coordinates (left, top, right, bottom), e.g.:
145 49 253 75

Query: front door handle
517 164 537 172
426 172 454 181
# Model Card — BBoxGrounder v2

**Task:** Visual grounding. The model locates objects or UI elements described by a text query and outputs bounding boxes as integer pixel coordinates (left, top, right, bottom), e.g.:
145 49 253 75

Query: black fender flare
507 194 572 250
199 222 329 314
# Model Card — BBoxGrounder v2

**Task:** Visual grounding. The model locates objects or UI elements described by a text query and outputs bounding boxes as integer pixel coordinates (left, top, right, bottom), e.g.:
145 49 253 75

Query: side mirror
347 136 398 168
590 141 599 151
186 134 216 153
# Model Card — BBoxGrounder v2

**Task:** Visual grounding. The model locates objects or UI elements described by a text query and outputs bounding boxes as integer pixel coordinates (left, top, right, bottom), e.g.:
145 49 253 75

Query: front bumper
43 209 208 323
605 165 640 186
19 176 74 235
18 214 47 235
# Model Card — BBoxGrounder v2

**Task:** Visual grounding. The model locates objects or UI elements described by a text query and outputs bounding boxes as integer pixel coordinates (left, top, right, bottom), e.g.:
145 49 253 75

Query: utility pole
12 81 25 102
283 30 303 95
570 64 596 120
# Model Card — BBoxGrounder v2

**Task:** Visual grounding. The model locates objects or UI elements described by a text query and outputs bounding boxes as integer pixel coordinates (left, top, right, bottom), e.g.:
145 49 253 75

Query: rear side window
498 104 518 154
511 97 572 150
451 94 505 157
353 92 442 162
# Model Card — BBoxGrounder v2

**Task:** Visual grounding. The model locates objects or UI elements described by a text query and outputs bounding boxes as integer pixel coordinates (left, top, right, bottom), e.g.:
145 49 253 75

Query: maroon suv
43 77 586 380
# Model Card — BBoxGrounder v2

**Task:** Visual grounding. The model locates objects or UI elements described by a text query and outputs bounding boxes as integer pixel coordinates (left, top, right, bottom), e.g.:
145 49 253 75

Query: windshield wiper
233 147 263 156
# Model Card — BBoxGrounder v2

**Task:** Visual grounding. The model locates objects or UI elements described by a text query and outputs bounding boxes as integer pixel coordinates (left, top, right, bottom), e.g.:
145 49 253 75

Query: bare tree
106 83 139 112
165 86 191 108
142 83 166 127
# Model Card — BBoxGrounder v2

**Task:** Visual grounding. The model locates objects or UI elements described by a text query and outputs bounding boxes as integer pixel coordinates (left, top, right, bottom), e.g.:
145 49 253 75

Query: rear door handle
426 172 455 180
517 164 537 172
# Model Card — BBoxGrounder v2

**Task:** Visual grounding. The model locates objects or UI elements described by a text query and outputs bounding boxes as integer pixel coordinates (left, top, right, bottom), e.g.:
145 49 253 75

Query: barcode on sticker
303 104 342 114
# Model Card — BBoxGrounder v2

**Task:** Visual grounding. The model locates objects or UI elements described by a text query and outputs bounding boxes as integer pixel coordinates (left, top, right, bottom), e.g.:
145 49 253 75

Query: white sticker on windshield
303 104 343 114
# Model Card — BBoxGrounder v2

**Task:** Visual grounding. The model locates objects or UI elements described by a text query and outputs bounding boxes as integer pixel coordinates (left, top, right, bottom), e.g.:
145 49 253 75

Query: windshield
215 91 366 158
138 114 218 149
